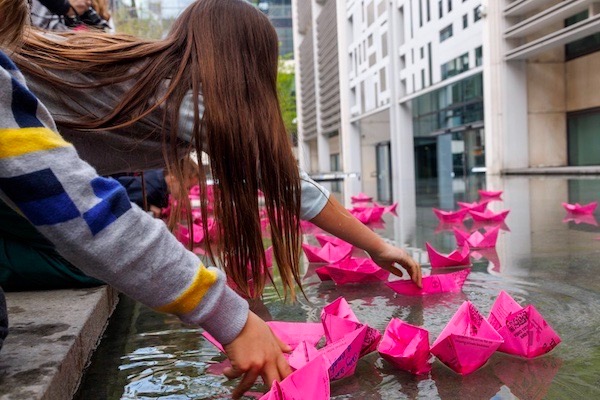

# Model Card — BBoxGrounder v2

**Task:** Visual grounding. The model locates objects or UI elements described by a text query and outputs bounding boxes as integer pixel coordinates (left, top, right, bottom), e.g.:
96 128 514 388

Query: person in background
14 0 422 302
0 1 290 397
31 0 110 31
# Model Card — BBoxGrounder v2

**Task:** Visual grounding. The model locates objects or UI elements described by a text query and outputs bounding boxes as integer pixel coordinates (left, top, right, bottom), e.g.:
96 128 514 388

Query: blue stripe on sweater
0 52 18 71
11 78 44 128
0 169 80 225
83 177 132 235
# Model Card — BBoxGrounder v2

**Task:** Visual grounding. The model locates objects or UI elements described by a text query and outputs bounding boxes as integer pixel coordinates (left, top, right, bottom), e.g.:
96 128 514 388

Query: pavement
0 286 119 400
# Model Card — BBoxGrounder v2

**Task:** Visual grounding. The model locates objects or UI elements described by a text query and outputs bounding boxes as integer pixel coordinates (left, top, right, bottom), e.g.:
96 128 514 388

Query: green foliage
112 8 175 39
277 56 297 138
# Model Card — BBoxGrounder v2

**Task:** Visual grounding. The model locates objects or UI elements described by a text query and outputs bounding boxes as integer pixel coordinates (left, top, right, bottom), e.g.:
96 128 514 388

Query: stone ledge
0 286 119 400
503 166 600 175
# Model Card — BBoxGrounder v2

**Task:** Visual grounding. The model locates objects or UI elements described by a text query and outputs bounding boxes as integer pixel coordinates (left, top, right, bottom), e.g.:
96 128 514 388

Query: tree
277 55 297 142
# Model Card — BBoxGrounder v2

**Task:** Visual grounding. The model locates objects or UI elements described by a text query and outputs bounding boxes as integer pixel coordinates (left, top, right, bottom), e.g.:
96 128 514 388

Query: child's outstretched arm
309 195 422 288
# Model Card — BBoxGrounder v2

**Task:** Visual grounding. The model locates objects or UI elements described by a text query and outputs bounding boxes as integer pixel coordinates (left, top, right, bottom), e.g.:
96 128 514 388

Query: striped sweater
0 51 248 345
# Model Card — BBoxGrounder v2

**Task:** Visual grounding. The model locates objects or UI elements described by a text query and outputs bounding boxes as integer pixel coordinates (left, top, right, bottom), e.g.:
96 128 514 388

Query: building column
437 133 454 209
482 0 529 174
337 0 361 205
292 0 308 171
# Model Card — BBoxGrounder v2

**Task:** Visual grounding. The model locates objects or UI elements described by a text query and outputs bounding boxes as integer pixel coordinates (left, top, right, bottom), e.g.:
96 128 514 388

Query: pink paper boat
561 201 597 215
386 268 470 296
431 301 504 375
562 212 598 226
321 297 382 357
453 226 500 248
319 325 367 380
426 243 471 268
175 223 205 246
323 258 390 285
314 266 332 281
260 354 330 400
314 234 352 248
478 189 503 199
457 200 489 213
487 291 561 358
469 209 510 223
432 208 469 223
377 319 431 375
302 242 353 264
300 220 321 234
350 207 384 224
351 192 373 203
382 202 398 214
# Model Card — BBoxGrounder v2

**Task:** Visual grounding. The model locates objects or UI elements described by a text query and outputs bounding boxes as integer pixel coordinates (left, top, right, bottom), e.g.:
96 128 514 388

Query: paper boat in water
260 354 330 400
321 297 382 357
321 258 390 285
487 291 561 358
478 189 503 199
469 209 510 223
302 242 353 264
351 192 373 203
561 201 597 214
457 200 489 213
378 319 431 375
426 243 471 268
350 207 385 224
431 301 504 375
315 234 353 248
562 212 598 226
432 207 469 223
386 268 470 296
453 226 500 248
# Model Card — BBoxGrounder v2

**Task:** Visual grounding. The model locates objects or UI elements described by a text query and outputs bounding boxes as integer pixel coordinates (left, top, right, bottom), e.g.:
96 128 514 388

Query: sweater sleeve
0 52 248 345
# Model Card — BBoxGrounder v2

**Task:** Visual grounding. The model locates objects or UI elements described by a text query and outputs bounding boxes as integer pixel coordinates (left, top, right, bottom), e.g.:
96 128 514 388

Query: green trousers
0 200 103 291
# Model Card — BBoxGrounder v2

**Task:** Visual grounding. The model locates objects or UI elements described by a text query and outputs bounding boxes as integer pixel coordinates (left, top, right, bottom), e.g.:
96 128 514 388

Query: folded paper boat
431 301 504 375
457 200 489 213
315 234 353 248
351 192 373 203
321 258 390 284
302 242 353 264
426 243 471 268
453 226 500 248
321 297 382 357
469 209 510 223
561 201 597 215
487 291 561 358
260 354 330 400
377 318 431 374
386 268 470 296
432 208 469 223
478 189 503 199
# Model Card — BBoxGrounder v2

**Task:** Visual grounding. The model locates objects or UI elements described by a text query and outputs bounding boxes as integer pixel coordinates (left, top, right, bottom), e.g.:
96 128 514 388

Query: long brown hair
14 0 302 300
0 0 29 49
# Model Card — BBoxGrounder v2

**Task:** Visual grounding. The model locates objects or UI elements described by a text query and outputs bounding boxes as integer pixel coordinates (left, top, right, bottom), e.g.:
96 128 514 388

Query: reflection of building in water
293 0 600 210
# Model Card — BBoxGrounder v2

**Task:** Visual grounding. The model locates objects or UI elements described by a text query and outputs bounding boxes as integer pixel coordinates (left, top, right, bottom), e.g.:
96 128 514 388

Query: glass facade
568 109 600 166
440 52 469 80
412 73 483 137
565 10 600 60
258 0 294 57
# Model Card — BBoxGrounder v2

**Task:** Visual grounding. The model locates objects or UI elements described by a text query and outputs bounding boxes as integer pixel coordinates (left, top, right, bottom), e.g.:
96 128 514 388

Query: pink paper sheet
426 243 471 268
302 242 353 264
432 207 469 223
431 301 504 375
453 226 500 248
487 291 561 358
386 268 470 296
478 189 503 199
260 354 330 400
321 297 382 357
322 258 390 285
561 201 597 214
378 319 431 375
469 209 510 223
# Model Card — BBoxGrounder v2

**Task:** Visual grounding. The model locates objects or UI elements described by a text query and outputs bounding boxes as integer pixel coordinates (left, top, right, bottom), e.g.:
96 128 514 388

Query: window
441 52 469 80
565 10 600 60
440 24 453 42
447 0 452 11
426 0 431 22
463 13 468 28
474 5 482 21
475 46 482 66
568 109 600 166
421 69 426 88
438 0 443 19
420 46 425 59
419 0 423 27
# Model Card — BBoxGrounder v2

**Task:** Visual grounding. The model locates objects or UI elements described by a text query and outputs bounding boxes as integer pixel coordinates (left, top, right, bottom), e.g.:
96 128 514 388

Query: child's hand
223 311 292 399
368 243 422 288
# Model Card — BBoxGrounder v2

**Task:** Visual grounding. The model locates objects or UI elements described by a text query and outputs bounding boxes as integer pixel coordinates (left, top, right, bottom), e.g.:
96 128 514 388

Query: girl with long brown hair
13 0 422 299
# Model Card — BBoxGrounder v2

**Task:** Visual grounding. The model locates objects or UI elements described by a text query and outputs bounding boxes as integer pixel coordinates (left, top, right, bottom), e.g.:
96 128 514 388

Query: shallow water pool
76 175 600 399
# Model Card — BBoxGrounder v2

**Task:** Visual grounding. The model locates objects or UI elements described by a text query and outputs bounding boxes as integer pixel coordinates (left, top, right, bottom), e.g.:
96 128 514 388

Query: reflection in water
76 176 600 399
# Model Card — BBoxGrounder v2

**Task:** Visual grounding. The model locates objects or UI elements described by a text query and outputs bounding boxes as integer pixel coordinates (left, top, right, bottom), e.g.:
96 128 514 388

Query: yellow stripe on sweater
0 127 71 158
156 263 218 315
